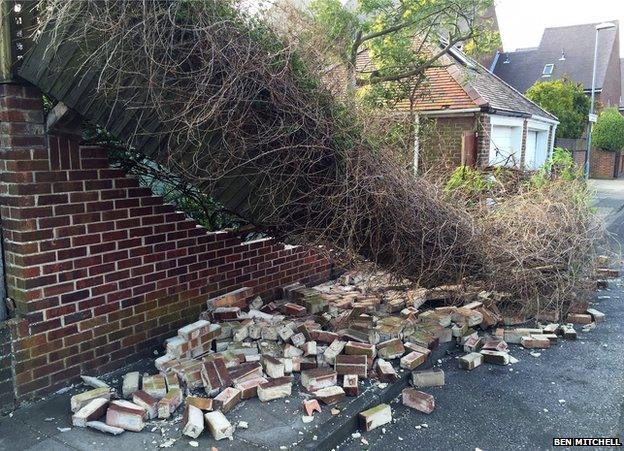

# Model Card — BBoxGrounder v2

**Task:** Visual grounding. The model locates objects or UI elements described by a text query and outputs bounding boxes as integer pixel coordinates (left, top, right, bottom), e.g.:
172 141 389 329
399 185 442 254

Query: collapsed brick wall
0 83 331 405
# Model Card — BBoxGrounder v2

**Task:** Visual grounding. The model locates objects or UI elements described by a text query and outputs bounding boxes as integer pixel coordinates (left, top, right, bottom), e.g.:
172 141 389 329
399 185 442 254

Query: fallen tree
28 0 602 318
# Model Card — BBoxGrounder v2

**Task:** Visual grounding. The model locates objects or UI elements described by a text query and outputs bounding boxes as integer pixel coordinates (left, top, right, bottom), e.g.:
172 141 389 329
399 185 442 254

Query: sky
496 0 624 55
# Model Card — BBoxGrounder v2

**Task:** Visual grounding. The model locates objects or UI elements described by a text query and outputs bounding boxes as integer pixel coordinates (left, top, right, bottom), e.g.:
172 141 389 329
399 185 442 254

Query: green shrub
445 165 492 196
592 107 624 151
530 147 582 188
525 78 590 139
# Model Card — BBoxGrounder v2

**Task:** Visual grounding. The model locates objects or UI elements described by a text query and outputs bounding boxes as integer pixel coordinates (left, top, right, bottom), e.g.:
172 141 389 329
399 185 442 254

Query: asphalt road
339 181 624 451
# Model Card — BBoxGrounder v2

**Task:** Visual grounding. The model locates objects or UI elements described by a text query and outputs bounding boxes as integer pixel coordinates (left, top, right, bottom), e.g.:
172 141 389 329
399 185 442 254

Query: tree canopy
280 0 497 107
592 107 624 152
525 78 590 139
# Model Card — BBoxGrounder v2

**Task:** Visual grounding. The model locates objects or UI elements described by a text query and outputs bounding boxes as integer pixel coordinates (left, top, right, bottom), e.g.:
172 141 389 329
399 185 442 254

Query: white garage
487 115 555 170
489 117 525 168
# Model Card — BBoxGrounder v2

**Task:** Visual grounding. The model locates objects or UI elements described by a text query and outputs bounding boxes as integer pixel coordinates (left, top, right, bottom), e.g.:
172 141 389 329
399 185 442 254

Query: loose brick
257 376 292 402
182 405 204 439
411 369 445 388
313 385 345 405
70 387 111 413
480 350 510 365
402 388 434 414
301 368 337 391
122 371 140 399
106 400 147 432
213 387 241 413
377 338 405 360
132 390 158 419
458 352 482 370
343 374 359 396
157 388 183 419
142 374 167 399
359 403 392 431
335 354 367 377
72 398 109 427
204 411 234 441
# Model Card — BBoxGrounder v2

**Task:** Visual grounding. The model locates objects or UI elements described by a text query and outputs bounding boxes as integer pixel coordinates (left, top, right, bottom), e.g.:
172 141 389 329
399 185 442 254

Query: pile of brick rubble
67 269 612 442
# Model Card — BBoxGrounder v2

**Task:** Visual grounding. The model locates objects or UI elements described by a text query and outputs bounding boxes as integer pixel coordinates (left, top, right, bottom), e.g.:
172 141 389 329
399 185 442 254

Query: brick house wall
419 115 477 171
0 324 13 413
0 83 332 409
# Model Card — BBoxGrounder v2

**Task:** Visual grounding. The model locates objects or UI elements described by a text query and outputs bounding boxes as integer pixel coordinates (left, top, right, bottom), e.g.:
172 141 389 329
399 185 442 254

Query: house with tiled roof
492 21 621 108
355 44 559 170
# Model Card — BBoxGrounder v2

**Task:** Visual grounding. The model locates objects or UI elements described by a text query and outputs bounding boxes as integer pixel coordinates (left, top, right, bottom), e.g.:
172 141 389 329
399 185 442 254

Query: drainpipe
413 114 420 175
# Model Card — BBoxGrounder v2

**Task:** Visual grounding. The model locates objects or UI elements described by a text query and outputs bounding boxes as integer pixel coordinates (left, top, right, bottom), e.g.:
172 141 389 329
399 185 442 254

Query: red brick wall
0 84 331 405
572 148 618 179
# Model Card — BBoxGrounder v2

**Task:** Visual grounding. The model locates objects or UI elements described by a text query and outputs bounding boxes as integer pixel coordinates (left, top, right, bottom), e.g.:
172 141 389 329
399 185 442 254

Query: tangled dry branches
33 0 603 318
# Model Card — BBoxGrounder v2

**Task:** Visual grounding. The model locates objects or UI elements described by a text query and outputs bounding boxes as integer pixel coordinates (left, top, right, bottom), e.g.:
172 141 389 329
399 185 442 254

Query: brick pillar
0 84 331 402
519 119 528 169
476 114 491 167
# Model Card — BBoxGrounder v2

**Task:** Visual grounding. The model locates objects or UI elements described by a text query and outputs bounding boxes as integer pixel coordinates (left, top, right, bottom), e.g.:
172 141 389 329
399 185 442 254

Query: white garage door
524 130 539 170
490 125 518 167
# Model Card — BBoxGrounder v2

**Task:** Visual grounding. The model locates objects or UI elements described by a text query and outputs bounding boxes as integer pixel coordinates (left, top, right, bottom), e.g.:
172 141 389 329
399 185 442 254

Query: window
542 64 554 76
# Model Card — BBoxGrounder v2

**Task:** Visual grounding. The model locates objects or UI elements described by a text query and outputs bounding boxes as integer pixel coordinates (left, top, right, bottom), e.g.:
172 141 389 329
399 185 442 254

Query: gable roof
354 44 557 121
493 21 619 94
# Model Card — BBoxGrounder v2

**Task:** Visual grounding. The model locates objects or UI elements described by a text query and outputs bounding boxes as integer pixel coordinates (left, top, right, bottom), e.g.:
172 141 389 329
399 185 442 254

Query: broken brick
359 404 392 431
376 359 398 382
157 388 183 419
567 313 593 325
204 411 235 440
344 341 376 359
122 372 140 399
142 374 167 399
132 390 158 419
262 354 285 378
323 340 346 364
343 374 359 396
587 308 605 323
520 335 551 349
201 358 232 396
235 376 268 399
70 387 111 413
301 367 337 391
257 376 293 402
186 396 214 411
72 398 108 427
313 386 346 405
303 399 322 416
86 421 124 435
182 405 204 439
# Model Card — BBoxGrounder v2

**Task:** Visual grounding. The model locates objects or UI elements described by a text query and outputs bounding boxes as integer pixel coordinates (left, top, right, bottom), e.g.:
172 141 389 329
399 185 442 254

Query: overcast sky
496 0 624 55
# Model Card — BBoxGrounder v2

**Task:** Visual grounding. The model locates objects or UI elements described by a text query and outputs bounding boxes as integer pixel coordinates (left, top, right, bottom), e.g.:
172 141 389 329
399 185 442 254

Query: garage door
524 130 539 170
489 125 517 167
